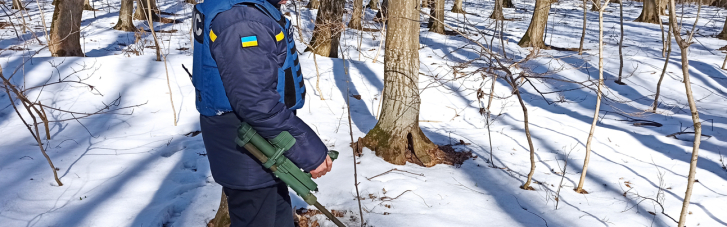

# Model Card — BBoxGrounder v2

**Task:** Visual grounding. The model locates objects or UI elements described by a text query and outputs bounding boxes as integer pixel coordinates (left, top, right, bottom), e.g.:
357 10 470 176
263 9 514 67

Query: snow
1 0 727 226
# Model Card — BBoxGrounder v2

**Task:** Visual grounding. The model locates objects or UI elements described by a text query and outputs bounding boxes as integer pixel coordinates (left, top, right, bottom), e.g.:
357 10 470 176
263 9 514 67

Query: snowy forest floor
1 0 727 226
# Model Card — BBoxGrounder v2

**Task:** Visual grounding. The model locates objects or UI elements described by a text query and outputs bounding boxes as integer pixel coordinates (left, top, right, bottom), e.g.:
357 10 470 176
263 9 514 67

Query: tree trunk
578 0 587 54
617 0 625 84
210 190 231 227
113 0 136 31
451 0 466 13
306 0 344 57
490 0 505 19
518 0 551 48
576 0 609 194
653 26 672 112
428 0 444 34
350 0 364 30
666 0 703 225
712 0 727 8
134 0 159 21
307 0 320 9
515 88 537 190
503 0 514 8
12 0 24 10
591 0 601 11
375 0 389 22
84 0 96 10
361 0 441 167
718 16 727 40
49 0 84 57
634 0 661 23
367 0 379 10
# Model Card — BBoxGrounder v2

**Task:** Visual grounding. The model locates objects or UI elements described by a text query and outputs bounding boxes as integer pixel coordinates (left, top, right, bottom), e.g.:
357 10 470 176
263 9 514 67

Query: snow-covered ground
1 0 726 226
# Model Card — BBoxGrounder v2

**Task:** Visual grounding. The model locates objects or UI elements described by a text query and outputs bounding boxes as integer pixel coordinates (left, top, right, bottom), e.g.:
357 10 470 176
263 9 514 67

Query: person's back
192 1 332 226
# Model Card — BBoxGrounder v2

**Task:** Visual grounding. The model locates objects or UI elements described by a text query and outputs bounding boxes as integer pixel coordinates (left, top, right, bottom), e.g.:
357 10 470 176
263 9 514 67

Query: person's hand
279 0 288 4
310 155 332 179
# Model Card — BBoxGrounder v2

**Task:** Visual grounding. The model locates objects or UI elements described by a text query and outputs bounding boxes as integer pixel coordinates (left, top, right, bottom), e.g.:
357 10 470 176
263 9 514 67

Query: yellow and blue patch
275 31 284 42
241 36 258 47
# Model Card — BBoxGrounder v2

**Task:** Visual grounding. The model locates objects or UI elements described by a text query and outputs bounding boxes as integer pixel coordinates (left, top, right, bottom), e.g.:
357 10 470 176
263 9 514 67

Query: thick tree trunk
12 0 24 10
210 190 231 227
367 0 379 10
718 16 727 40
428 0 444 34
84 0 96 10
134 0 159 21
361 0 441 167
49 0 84 57
634 0 661 23
503 0 514 8
114 0 136 31
518 0 551 48
306 0 344 57
350 0 364 30
307 0 320 9
713 0 727 8
451 0 466 13
490 0 505 19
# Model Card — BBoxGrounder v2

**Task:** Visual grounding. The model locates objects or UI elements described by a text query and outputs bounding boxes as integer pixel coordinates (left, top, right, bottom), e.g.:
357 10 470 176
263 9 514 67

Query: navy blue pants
223 182 294 227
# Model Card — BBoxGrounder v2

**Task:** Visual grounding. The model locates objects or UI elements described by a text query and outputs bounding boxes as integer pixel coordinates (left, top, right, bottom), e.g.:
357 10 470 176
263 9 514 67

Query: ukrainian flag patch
241 36 258 47
275 31 284 42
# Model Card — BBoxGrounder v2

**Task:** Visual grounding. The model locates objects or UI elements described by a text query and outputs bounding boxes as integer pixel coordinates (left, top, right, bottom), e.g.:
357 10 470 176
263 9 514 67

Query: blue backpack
192 0 305 116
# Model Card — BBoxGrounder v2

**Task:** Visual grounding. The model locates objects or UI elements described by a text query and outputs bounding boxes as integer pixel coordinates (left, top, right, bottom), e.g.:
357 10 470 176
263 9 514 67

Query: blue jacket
195 1 327 190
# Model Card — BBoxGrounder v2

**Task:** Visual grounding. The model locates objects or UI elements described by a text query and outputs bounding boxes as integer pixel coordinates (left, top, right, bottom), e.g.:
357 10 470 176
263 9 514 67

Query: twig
341 42 365 227
366 168 424 181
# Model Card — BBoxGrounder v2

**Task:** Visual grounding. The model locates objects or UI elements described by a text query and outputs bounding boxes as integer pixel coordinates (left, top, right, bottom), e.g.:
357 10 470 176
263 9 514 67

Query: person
191 0 332 226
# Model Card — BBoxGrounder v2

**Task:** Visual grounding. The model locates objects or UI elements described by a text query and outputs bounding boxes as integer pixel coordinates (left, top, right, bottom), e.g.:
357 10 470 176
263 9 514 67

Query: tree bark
653 26 672 112
666 0 703 225
515 88 536 190
617 0 625 84
361 0 441 167
428 0 445 34
306 0 344 57
114 0 136 31
718 16 727 40
349 0 365 30
84 0 96 10
49 0 84 57
307 0 320 9
518 0 551 48
134 0 160 21
367 0 379 10
451 0 466 13
503 0 514 8
490 0 505 20
590 0 601 11
634 0 661 23
375 0 389 22
578 0 587 54
210 190 231 227
12 0 24 10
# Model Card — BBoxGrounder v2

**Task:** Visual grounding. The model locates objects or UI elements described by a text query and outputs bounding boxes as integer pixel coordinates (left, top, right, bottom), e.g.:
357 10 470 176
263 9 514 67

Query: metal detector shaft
235 122 346 227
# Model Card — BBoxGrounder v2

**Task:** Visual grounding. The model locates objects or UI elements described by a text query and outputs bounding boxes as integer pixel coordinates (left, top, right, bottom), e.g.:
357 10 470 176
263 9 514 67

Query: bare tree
717 16 727 40
665 0 703 225
616 0 625 84
307 0 344 57
374 0 389 22
503 0 514 8
490 0 505 20
451 0 466 13
653 25 672 112
307 0 320 9
84 0 96 10
360 0 442 167
578 0 587 54
367 0 379 10
113 0 136 31
49 0 84 56
518 0 551 48
575 0 611 194
349 0 365 30
428 0 445 34
133 0 172 23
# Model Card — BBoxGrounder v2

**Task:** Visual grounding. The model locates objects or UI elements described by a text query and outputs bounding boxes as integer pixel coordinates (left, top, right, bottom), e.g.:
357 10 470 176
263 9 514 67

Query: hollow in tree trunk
367 0 379 10
634 0 661 23
718 16 727 40
428 0 445 34
307 0 320 9
49 0 84 56
518 0 551 48
503 0 514 8
490 0 505 20
307 0 344 57
12 0 24 10
349 0 364 30
114 0 136 31
451 0 466 13
360 0 442 167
